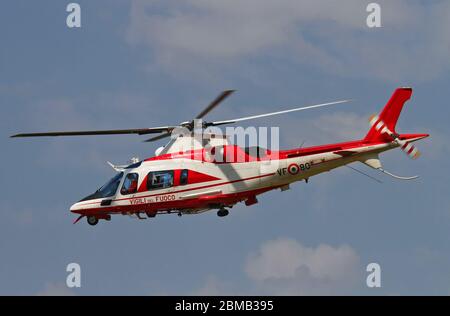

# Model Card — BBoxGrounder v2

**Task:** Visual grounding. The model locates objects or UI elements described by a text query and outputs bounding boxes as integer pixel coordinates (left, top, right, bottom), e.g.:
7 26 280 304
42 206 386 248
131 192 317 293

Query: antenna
345 164 383 184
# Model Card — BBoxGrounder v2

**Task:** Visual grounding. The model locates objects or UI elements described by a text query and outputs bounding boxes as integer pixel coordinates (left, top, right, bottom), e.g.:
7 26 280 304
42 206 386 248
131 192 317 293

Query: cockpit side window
180 169 188 185
147 170 174 190
121 173 139 195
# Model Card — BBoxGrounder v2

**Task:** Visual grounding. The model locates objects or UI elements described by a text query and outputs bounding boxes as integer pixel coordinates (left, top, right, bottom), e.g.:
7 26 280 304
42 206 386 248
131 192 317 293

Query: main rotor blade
143 131 172 142
210 100 352 126
10 127 176 138
195 90 235 119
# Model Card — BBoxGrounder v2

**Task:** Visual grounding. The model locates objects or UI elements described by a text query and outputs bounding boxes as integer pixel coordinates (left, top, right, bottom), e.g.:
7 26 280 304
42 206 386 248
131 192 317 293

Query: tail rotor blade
398 139 421 159
368 115 421 159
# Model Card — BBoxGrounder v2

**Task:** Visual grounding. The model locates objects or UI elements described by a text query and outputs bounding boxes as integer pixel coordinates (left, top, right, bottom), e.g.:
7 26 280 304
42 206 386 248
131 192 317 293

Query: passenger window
121 173 139 195
147 170 174 190
180 169 188 185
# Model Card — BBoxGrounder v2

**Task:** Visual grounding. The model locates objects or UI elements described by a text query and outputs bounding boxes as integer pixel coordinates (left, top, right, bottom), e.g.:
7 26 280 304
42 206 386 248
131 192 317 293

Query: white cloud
36 282 76 296
188 238 360 295
312 112 368 141
126 0 369 60
244 238 360 295
191 275 229 296
279 111 368 148
126 0 450 82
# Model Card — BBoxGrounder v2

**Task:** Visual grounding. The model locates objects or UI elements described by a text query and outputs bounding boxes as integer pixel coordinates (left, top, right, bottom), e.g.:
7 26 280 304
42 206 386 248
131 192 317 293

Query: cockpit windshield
98 172 124 197
79 172 124 202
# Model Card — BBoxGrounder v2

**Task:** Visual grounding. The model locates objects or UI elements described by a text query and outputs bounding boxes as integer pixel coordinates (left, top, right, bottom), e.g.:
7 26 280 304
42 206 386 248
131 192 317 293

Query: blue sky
1 0 450 295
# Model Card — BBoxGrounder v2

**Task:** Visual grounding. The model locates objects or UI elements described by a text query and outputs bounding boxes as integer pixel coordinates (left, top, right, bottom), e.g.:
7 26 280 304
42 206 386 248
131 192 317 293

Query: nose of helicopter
70 202 83 213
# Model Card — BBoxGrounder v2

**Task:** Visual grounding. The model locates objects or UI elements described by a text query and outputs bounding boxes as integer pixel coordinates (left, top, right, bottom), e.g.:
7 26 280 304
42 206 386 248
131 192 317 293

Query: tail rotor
368 114 421 160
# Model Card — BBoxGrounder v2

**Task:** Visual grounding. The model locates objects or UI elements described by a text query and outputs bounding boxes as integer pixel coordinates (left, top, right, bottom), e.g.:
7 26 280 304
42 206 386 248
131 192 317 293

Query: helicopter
11 87 428 226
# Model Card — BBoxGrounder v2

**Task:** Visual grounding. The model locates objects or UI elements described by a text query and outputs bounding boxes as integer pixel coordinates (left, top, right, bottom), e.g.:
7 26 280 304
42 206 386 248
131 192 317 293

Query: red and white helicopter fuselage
70 133 425 222
12 87 428 226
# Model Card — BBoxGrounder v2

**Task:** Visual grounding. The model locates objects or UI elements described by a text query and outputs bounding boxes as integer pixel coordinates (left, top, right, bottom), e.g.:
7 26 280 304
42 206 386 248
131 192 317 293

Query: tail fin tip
364 87 413 142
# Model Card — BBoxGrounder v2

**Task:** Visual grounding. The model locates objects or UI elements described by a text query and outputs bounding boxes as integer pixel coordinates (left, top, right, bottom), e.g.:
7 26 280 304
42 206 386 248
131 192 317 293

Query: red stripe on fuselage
72 185 281 217
77 172 275 207
145 139 387 164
